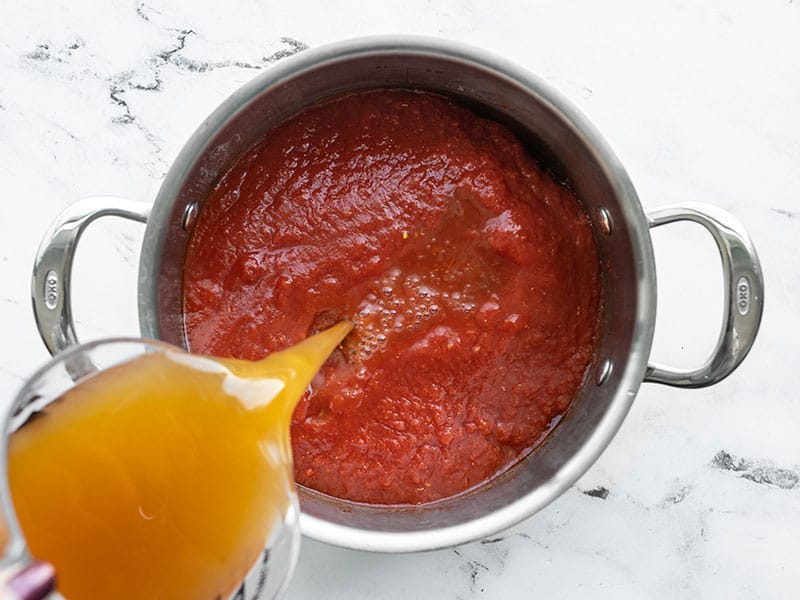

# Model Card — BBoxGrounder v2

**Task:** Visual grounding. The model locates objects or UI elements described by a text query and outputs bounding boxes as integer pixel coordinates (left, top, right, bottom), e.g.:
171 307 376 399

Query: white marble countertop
1 1 798 598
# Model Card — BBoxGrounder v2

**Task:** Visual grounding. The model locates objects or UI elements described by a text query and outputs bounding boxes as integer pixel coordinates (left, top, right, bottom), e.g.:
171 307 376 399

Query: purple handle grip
6 561 55 600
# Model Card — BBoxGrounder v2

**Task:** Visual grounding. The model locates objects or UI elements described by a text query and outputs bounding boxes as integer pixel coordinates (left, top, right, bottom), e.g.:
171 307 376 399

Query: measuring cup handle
644 202 764 387
0 562 57 600
31 197 150 356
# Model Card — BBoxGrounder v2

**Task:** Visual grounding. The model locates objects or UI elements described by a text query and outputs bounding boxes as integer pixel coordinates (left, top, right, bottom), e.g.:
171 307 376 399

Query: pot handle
31 196 150 355
644 202 763 387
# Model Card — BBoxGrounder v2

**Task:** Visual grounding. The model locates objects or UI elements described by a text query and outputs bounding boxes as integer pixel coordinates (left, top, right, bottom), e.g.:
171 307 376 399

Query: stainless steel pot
31 36 763 553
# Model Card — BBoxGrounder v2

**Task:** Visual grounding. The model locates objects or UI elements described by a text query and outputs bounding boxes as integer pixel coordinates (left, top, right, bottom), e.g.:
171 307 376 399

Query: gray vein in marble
770 207 799 219
136 1 154 22
25 39 85 63
582 485 610 499
154 29 308 73
268 37 310 61
108 84 137 125
452 539 514 599
447 533 545 597
453 549 490 594
113 231 139 264
104 27 308 168
0 364 24 382
662 484 692 505
25 43 54 62
453 531 548 599
52 122 78 141
479 536 505 545
711 450 799 489
21 25 308 176
19 37 164 165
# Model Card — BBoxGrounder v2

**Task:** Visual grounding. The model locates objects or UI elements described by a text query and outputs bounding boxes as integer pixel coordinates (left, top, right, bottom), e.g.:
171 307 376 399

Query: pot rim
139 35 656 552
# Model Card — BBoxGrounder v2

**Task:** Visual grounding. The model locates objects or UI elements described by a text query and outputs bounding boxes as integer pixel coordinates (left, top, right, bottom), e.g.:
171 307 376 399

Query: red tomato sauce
182 90 601 504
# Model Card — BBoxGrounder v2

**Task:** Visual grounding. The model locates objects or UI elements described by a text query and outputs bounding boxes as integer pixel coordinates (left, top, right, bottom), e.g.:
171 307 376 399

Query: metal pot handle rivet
31 196 151 356
644 202 764 388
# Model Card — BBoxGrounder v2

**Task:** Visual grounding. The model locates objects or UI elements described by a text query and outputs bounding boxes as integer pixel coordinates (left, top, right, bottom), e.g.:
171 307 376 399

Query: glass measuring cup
0 324 351 599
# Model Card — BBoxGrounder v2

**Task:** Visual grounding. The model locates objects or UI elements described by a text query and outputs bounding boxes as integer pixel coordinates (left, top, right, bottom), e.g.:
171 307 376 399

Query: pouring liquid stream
4 322 353 600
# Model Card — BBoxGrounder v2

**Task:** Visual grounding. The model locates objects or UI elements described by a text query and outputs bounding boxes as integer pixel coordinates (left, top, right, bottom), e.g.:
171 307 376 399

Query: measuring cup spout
217 321 353 418
259 321 353 410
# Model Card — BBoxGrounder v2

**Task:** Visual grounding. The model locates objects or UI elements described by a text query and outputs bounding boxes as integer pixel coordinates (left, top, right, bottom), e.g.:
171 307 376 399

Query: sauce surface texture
183 90 602 504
